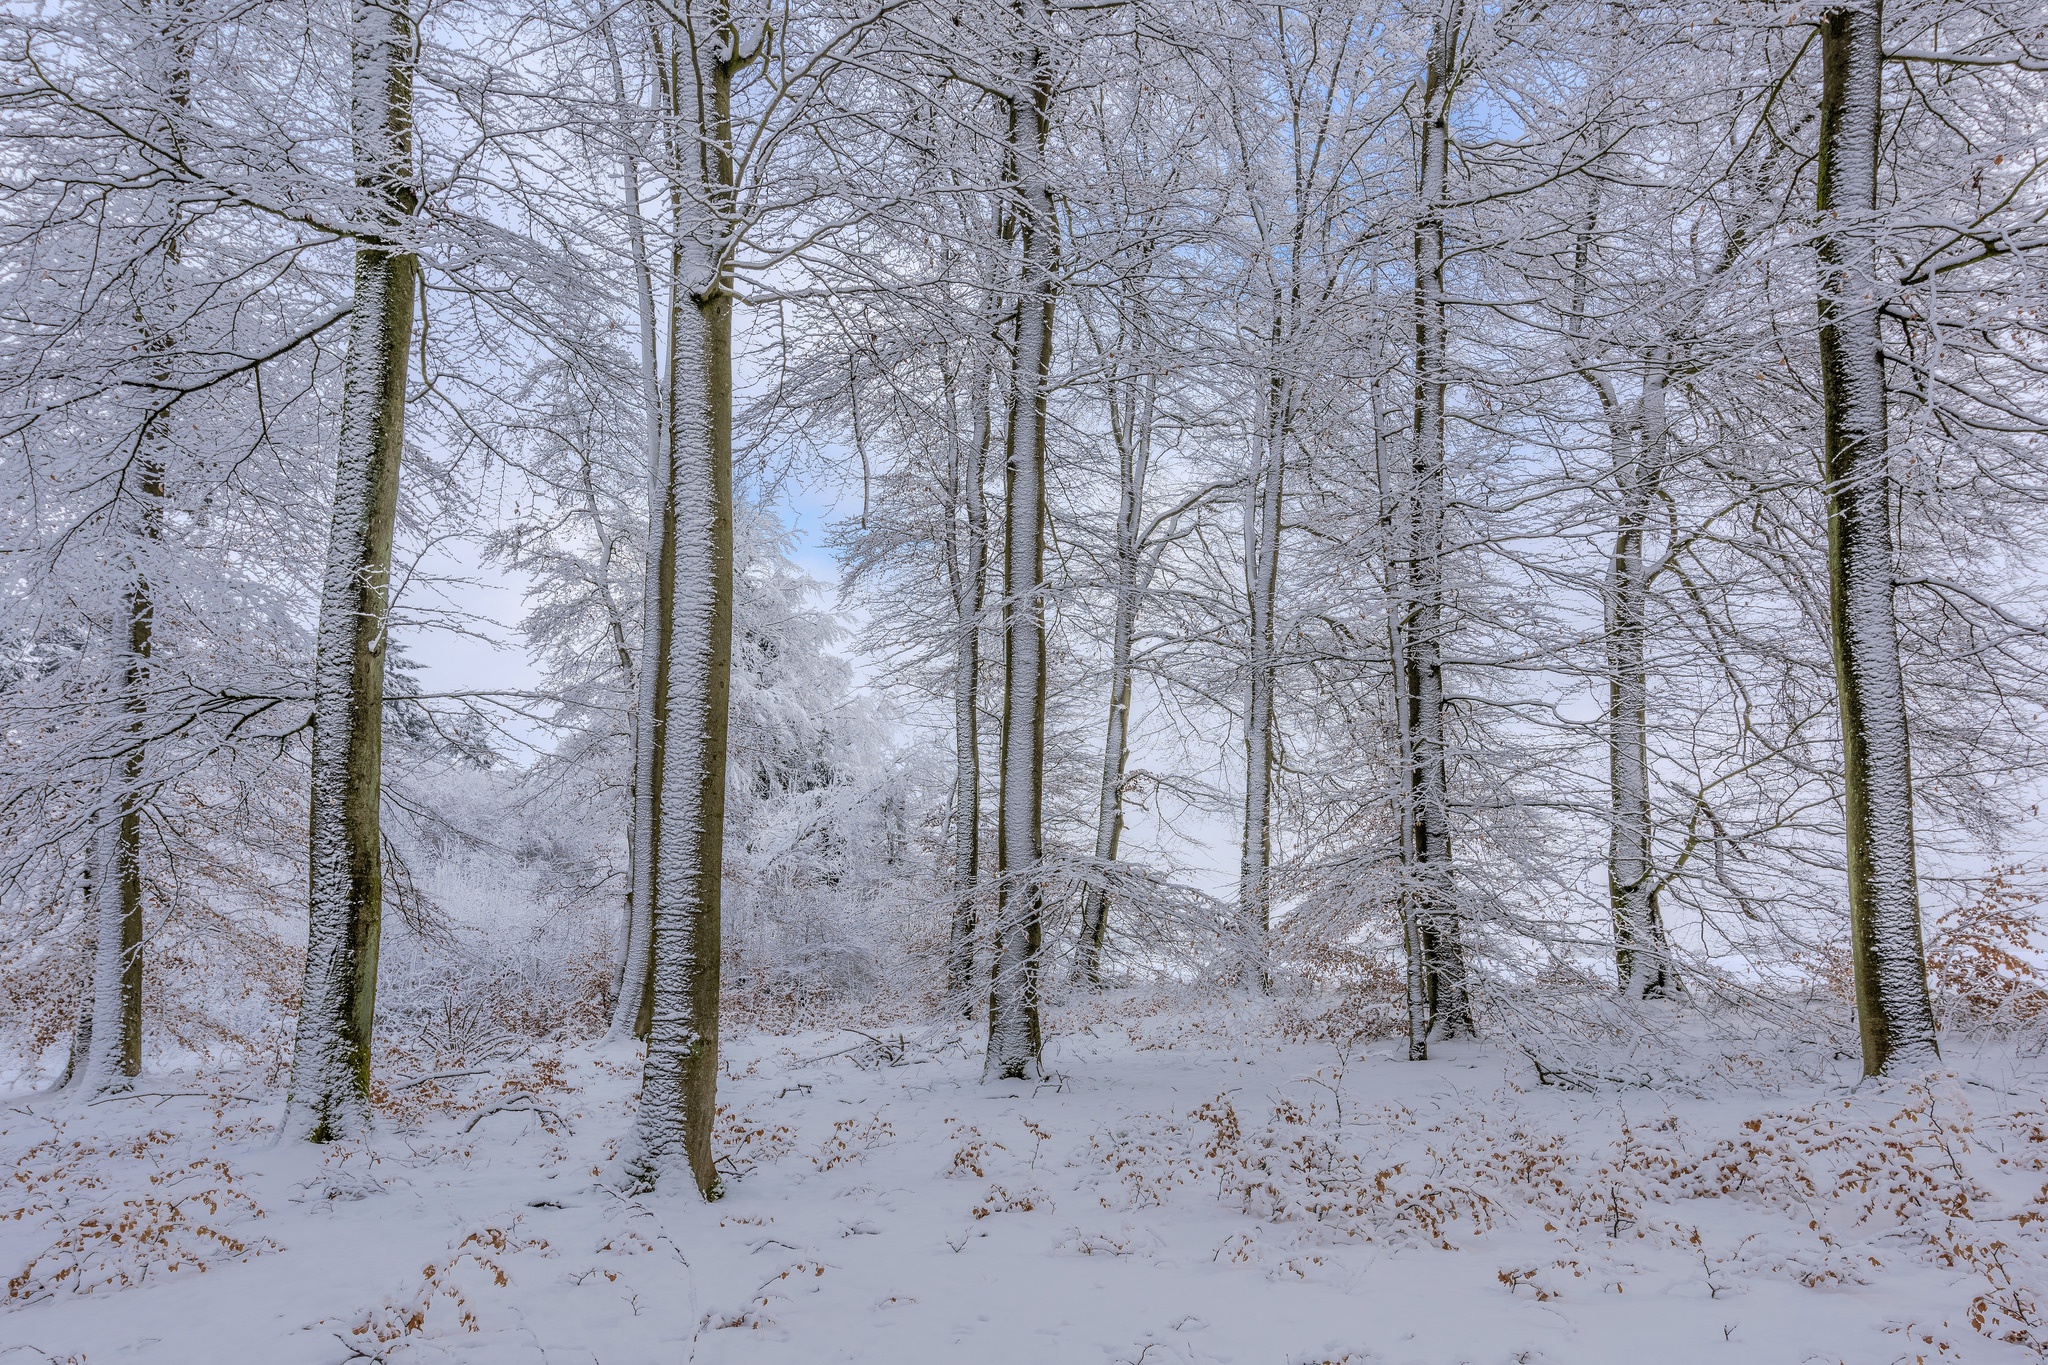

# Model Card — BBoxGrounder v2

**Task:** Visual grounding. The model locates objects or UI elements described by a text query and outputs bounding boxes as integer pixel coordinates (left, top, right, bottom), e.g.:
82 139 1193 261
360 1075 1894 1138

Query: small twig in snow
397 1068 493 1089
463 1092 572 1133
84 1090 263 1106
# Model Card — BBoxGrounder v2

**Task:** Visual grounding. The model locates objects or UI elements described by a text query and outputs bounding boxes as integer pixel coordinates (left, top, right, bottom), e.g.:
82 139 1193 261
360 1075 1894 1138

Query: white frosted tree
285 0 422 1141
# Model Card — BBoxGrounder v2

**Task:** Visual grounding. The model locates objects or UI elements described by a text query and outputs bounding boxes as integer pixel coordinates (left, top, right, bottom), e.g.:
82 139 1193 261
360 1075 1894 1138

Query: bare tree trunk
629 302 675 1047
1073 346 1154 986
55 859 95 1091
76 767 143 1093
1371 375 1432 1059
627 0 738 1195
1815 0 1938 1077
946 556 982 1009
285 0 415 1141
68 0 197 1098
1397 1 1474 1054
605 19 665 1039
74 370 164 1100
1605 370 1680 1000
944 296 997 1012
987 1 1054 1080
1236 349 1284 992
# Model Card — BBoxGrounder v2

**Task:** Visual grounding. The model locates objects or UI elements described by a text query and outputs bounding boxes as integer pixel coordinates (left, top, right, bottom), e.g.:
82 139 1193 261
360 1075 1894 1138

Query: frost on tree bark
606 21 665 1039
66 0 195 1098
1814 0 1938 1077
56 859 97 1091
987 0 1054 1080
1603 372 1680 1001
1073 323 1156 987
1237 349 1285 993
76 466 160 1093
945 480 984 1011
944 291 999 1012
625 0 740 1195
74 760 144 1094
285 0 416 1142
1395 0 1474 1057
70 342 164 1101
583 434 638 1018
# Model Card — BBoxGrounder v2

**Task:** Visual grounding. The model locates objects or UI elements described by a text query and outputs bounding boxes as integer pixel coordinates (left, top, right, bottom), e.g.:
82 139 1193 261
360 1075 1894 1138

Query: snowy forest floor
5 997 2048 1365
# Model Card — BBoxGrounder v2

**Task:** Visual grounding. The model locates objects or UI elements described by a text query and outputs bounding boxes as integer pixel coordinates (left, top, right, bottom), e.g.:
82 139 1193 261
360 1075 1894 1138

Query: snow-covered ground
5 1001 2045 1364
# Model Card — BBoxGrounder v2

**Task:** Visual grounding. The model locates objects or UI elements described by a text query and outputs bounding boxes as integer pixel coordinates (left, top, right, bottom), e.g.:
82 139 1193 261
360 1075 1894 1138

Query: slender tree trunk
628 304 675 1047
946 555 982 1009
1236 348 1284 991
1815 0 1938 1076
1073 357 1153 986
577 449 639 1009
627 0 737 1195
284 0 415 1141
944 298 997 1012
605 21 665 1039
1373 376 1433 1060
74 358 163 1100
987 3 1054 1080
1399 1 1474 1054
76 348 163 1101
68 0 196 1097
76 765 143 1093
1606 372 1680 1000
56 859 95 1091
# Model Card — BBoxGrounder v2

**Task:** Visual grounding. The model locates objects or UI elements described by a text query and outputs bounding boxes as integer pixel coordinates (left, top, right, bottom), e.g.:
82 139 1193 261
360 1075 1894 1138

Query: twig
84 1090 263 1106
463 1092 572 1133
396 1068 493 1089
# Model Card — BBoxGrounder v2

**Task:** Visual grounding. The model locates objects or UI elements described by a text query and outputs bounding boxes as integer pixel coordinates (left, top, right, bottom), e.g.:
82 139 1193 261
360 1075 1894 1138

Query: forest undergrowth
6 969 2048 1365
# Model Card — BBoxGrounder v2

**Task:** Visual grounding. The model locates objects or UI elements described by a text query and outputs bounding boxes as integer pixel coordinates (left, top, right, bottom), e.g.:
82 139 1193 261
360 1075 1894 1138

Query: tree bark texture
1606 372 1680 1000
945 296 998 1011
285 0 415 1141
74 348 166 1099
627 0 736 1195
606 25 665 1038
1073 338 1155 986
1815 0 1939 1076
1237 352 1284 992
1397 2 1474 1054
987 2 1054 1080
67 0 198 1097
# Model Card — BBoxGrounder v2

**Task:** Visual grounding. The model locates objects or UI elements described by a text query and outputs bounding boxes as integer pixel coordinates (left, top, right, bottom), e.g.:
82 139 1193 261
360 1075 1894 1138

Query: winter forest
4 0 2048 1357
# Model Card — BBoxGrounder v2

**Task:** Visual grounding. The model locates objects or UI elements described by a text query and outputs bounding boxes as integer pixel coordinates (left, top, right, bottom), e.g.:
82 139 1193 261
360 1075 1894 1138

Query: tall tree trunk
605 19 665 1039
55 859 96 1091
76 758 144 1093
1237 345 1284 992
1815 0 1938 1076
74 344 163 1100
1073 348 1154 986
68 0 195 1097
987 0 1054 1080
946 541 983 1010
1398 0 1474 1056
284 0 416 1141
626 0 737 1195
944 296 997 1013
1606 372 1680 1000
577 446 638 1010
1371 377 1431 1056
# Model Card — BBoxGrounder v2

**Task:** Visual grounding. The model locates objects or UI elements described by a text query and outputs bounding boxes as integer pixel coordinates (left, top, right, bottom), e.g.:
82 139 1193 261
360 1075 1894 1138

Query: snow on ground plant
1074 1042 2048 1356
5 1000 2048 1364
3 1112 279 1304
